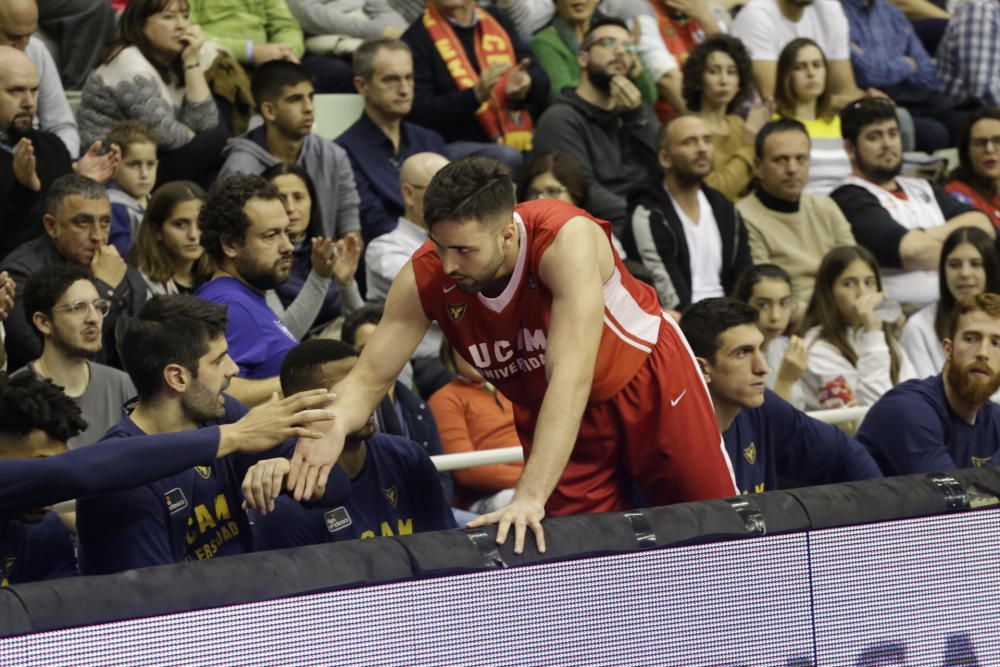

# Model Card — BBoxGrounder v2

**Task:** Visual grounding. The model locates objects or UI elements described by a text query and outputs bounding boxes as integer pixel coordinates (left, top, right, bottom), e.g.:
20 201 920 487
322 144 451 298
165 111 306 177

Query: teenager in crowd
946 108 1000 228
901 227 1000 378
798 245 916 409
733 264 807 407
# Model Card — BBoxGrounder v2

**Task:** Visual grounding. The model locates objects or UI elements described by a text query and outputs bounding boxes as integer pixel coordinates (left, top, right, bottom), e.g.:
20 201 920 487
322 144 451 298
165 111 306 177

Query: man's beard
51 325 100 360
946 360 1000 406
236 253 290 291
181 376 229 423
672 158 711 187
5 115 33 142
451 246 505 294
857 150 902 184
586 62 615 95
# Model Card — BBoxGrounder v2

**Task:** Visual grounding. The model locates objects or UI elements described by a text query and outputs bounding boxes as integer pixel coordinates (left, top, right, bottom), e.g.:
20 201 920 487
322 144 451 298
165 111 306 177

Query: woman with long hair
946 108 1000 228
773 38 852 195
682 35 770 201
733 264 806 405
78 0 227 187
798 245 916 408
127 180 213 295
901 227 1000 378
263 163 364 337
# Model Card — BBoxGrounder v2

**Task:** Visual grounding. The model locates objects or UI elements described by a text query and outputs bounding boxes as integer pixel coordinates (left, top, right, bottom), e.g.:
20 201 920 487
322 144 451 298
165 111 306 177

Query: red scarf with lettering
423 3 533 151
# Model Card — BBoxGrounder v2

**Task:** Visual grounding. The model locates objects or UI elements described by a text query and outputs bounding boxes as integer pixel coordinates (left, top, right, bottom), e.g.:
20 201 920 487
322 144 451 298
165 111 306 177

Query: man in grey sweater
533 17 659 236
219 60 362 247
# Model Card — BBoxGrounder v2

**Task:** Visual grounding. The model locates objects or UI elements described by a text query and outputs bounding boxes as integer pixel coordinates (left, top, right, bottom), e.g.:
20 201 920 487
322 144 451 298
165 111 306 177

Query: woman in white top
78 0 227 187
733 263 807 407
901 226 1000 378
798 245 916 409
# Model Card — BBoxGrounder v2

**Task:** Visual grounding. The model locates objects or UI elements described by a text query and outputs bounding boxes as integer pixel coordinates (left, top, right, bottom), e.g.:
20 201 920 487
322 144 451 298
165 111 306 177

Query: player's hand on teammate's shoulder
468 495 547 555
218 390 336 457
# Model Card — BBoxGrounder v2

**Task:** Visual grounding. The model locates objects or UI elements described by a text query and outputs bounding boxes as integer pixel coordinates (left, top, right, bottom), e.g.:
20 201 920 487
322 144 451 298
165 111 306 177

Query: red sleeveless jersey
412 199 663 409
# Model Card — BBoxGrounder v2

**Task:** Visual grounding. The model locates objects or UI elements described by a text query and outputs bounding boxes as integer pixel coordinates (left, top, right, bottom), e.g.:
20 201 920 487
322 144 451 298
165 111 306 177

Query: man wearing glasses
0 173 149 371
534 17 660 236
16 264 135 448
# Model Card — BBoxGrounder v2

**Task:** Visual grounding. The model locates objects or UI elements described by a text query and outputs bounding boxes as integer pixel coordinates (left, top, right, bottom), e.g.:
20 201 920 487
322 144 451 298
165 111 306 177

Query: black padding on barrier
623 511 657 549
393 529 507 576
0 589 31 636
786 473 971 529
499 511 654 567
723 497 767 535
11 537 413 634
640 497 787 548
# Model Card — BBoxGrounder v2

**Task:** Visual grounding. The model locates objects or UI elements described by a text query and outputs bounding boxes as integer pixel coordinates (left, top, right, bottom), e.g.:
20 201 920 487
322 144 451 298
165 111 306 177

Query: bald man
0 0 79 157
364 151 451 394
0 46 118 259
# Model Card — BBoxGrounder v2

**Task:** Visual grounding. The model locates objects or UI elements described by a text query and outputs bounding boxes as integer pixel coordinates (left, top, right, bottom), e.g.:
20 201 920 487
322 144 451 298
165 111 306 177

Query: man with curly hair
195 175 300 405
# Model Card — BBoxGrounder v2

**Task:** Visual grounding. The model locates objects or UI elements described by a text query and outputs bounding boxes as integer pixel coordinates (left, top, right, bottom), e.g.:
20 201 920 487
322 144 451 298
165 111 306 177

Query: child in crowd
106 120 159 254
798 246 916 409
733 264 807 407
901 227 1000 378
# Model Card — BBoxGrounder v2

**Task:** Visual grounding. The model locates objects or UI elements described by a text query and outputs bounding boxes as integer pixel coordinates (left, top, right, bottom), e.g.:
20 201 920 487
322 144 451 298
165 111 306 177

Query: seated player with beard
195 175 303 407
857 293 1000 476
76 295 350 575
246 339 457 547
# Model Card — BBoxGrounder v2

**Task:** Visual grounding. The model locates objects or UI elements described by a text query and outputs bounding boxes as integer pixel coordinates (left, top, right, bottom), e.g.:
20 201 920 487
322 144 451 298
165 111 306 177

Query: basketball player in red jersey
289 158 736 553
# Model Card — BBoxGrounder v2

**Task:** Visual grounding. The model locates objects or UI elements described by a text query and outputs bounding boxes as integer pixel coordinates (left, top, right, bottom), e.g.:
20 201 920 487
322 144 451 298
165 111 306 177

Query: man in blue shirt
858 293 1000 475
248 339 456 548
196 175 300 404
76 295 350 575
680 298 882 494
337 38 448 243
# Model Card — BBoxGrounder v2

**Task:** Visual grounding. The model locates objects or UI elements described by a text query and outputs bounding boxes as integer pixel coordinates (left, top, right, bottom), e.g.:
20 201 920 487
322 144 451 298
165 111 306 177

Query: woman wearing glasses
16 264 136 449
946 109 1000 229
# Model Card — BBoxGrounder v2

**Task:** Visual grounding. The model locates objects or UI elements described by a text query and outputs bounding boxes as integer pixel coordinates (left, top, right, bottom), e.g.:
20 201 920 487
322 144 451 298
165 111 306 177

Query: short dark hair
518 152 589 206
119 295 229 401
656 111 702 153
0 372 87 442
580 16 630 49
199 175 282 263
679 297 759 363
251 59 313 109
280 339 358 395
341 303 384 347
839 97 898 145
732 264 793 303
352 37 410 80
682 34 753 113
24 265 93 340
105 119 157 154
423 157 515 229
46 174 108 216
754 118 810 159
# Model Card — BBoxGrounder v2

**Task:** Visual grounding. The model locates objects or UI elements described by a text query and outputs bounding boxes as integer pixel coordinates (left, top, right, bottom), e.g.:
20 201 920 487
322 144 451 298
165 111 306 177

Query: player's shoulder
368 433 433 466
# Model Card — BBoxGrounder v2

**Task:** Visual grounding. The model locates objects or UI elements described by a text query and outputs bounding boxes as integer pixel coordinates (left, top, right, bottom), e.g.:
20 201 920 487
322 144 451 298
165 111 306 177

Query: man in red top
290 158 736 553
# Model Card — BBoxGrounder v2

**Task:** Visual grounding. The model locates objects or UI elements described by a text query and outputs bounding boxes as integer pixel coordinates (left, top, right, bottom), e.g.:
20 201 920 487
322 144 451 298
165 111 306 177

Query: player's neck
713 395 741 433
130 399 199 436
265 125 305 165
338 440 367 478
35 347 90 398
481 221 522 298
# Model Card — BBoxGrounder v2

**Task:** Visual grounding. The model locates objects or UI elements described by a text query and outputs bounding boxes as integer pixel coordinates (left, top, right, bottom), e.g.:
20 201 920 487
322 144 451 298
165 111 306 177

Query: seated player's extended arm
469 217 608 554
289 262 432 498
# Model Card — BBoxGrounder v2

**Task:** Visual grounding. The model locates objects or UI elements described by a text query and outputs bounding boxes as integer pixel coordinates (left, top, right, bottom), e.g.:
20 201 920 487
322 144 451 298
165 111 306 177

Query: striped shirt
935 0 1000 107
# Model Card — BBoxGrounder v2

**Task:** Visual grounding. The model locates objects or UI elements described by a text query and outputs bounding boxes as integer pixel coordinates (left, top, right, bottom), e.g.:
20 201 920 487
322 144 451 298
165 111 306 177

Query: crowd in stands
2 0 1000 588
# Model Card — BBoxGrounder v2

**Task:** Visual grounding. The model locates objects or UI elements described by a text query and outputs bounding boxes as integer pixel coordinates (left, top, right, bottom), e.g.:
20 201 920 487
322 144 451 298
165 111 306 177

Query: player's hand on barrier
288 418 346 502
218 389 336 457
468 495 546 555
241 457 290 514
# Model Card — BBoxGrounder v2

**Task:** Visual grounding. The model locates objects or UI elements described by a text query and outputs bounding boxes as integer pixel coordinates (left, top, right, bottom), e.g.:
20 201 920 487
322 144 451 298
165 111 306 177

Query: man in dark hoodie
624 114 751 313
533 17 659 235
218 60 362 247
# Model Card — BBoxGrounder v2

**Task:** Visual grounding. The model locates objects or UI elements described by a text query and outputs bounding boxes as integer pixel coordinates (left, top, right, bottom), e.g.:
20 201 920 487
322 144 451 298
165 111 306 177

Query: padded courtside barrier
3 467 999 638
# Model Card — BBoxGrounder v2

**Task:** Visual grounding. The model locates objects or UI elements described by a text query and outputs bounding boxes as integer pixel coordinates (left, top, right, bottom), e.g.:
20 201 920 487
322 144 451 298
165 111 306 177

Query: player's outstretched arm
288 262 432 500
469 217 607 555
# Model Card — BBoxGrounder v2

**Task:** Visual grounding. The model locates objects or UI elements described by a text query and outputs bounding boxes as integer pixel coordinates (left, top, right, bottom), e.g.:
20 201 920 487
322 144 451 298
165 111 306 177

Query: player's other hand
467 495 546 555
241 457 290 514
218 389 336 457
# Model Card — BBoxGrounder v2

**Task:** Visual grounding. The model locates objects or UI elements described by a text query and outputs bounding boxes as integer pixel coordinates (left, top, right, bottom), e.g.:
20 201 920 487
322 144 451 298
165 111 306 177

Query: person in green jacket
531 0 657 106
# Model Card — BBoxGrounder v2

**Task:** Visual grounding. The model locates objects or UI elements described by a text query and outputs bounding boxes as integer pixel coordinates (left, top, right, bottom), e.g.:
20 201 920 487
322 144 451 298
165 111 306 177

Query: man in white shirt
731 0 873 109
0 0 80 157
624 114 751 313
364 151 450 394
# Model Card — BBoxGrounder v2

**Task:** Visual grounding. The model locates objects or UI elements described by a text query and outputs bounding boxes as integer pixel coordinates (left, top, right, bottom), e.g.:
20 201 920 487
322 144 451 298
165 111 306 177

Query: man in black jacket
624 113 751 313
1 174 148 372
0 46 117 259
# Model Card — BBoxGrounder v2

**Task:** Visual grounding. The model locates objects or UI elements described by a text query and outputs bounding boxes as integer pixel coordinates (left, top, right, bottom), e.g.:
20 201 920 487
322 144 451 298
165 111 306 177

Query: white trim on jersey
602 267 661 351
477 214 528 314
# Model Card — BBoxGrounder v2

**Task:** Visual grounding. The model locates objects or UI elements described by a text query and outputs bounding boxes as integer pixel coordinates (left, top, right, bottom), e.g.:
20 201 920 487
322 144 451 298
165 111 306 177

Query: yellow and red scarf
423 3 533 151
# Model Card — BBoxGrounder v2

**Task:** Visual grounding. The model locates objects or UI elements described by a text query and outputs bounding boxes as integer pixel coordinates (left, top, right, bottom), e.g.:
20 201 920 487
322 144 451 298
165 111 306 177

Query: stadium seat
312 94 365 141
